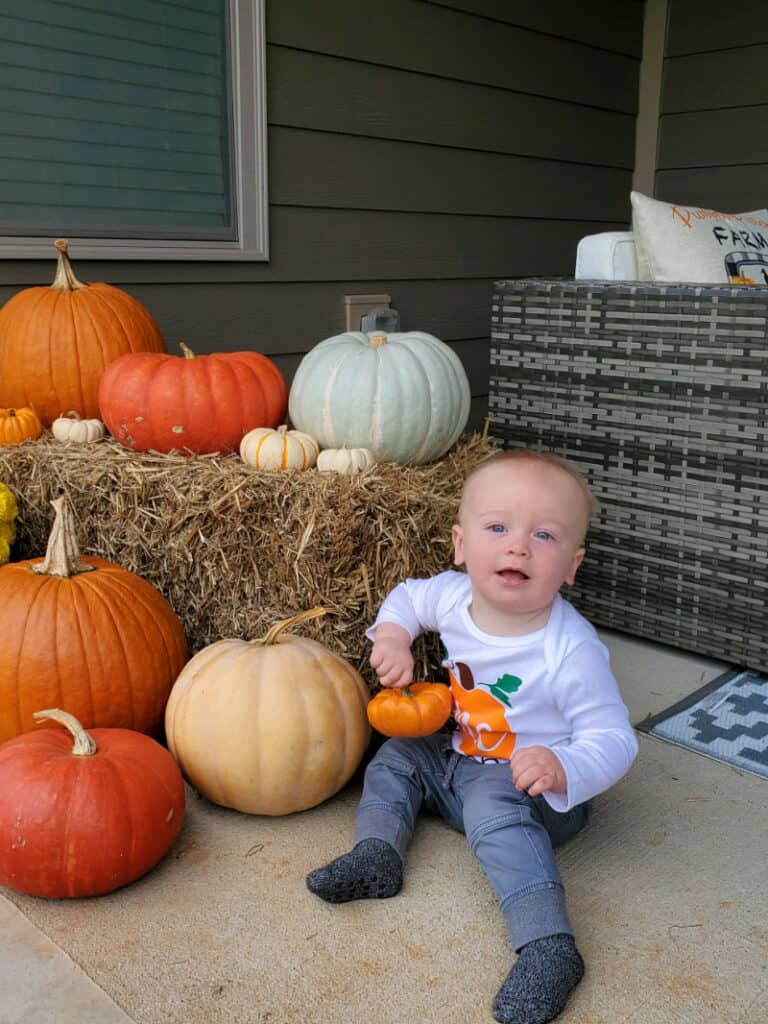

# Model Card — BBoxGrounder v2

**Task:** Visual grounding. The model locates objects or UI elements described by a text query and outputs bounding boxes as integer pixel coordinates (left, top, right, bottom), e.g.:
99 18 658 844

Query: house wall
655 0 768 209
0 0 644 428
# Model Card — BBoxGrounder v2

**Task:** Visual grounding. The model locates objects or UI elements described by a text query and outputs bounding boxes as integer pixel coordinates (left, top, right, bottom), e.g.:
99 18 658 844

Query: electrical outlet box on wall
343 293 391 332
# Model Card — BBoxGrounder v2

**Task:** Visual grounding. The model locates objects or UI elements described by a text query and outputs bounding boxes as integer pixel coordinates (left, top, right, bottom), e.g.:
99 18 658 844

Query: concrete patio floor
2 628 767 1024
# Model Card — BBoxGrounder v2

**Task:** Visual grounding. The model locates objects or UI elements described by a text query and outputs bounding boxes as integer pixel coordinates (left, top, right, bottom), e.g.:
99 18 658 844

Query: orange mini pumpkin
367 682 453 738
0 407 42 445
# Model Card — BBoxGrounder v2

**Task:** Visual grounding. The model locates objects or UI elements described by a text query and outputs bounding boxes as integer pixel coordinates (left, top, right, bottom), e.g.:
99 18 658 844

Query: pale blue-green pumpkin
288 330 471 465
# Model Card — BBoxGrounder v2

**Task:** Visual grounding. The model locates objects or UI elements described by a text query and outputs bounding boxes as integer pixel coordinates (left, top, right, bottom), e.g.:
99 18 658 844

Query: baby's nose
505 532 530 555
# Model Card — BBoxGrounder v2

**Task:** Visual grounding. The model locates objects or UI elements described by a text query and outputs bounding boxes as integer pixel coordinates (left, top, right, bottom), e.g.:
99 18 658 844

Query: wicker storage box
489 278 768 672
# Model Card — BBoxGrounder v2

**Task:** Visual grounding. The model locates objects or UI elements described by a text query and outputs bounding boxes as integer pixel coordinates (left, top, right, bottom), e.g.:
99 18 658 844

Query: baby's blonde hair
459 448 600 541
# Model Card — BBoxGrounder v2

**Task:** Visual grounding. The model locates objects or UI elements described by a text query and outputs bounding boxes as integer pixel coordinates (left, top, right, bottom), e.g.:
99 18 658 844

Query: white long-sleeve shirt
366 571 638 812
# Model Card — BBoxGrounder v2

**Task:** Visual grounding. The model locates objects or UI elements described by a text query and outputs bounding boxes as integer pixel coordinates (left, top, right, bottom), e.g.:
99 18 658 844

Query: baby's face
452 460 588 633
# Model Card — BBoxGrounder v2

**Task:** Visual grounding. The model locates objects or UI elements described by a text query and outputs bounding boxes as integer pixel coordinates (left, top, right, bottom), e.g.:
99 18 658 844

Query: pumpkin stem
52 240 88 292
31 495 95 578
179 342 196 359
254 606 328 646
368 333 388 348
33 709 97 756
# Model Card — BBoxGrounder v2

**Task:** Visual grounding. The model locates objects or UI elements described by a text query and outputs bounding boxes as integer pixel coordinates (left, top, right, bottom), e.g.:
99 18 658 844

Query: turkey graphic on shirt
446 660 522 758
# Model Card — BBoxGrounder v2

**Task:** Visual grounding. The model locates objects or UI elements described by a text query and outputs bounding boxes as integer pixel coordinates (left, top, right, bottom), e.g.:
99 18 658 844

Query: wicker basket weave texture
489 278 768 672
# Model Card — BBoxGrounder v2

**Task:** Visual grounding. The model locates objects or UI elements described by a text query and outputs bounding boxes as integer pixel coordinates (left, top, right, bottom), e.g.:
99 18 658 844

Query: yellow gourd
0 484 18 565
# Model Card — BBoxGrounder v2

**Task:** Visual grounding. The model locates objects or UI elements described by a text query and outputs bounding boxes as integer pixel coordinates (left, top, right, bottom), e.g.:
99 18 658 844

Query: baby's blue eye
488 523 506 534
534 530 553 541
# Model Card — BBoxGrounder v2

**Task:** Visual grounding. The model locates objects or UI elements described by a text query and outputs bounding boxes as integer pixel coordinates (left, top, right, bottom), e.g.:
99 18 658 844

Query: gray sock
305 838 403 903
492 933 584 1024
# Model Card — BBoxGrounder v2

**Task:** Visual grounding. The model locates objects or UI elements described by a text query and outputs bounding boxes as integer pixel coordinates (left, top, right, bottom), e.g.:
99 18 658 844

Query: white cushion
575 231 638 280
631 190 768 283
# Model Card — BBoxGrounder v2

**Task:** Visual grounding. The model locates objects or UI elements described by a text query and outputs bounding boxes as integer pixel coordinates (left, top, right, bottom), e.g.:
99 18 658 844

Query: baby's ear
564 546 585 586
452 523 465 566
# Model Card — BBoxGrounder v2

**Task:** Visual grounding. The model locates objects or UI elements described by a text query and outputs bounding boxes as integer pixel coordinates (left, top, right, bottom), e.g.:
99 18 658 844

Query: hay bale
0 432 495 689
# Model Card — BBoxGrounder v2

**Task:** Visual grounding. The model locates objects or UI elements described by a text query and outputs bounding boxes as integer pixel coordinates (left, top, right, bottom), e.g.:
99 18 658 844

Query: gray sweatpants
354 733 591 950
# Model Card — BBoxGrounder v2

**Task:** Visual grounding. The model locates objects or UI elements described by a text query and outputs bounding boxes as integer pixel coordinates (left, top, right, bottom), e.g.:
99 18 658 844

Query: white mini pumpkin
317 445 375 474
240 424 318 470
288 330 471 465
51 411 106 444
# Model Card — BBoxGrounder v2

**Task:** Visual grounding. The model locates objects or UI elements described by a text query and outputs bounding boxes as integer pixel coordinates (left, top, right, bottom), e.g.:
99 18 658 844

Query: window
0 0 267 260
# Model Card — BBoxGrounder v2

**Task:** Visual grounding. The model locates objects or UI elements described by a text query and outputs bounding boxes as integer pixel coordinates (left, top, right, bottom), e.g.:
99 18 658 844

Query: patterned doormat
637 669 768 780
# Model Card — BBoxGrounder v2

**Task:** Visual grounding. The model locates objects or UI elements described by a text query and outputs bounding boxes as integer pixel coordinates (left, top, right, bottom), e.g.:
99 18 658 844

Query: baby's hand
370 626 414 689
509 745 566 797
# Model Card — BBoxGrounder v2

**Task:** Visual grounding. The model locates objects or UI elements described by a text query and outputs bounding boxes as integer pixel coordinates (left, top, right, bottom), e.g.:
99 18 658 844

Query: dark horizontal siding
0 0 644 433
661 45 768 114
269 128 631 219
666 0 768 55
427 0 644 57
657 108 768 167
268 48 637 167
655 2 768 213
0 209 615 287
655 165 768 211
129 279 498 349
267 0 641 112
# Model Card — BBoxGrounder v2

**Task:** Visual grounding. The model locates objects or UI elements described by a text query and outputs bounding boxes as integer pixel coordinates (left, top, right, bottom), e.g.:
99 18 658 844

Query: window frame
0 0 268 261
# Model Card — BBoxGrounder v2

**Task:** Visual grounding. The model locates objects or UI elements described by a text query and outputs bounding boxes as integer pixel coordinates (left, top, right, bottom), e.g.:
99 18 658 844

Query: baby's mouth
497 569 529 583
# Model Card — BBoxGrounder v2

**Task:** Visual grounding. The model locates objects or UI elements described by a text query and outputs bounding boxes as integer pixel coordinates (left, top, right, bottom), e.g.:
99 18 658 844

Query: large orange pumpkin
99 342 288 454
0 240 166 426
0 708 185 898
0 496 188 744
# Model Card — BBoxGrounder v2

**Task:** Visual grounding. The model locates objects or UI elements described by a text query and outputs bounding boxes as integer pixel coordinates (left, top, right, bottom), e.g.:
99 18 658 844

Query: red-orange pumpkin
0 240 166 426
99 342 288 454
0 708 185 898
0 495 188 744
367 682 453 738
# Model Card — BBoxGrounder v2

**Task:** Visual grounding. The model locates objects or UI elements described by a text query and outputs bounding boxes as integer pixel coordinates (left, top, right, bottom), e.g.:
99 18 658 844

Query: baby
307 449 638 1024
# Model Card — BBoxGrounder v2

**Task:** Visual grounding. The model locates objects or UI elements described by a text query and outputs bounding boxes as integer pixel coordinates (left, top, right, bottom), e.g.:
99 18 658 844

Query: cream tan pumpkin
164 609 370 815
239 424 318 471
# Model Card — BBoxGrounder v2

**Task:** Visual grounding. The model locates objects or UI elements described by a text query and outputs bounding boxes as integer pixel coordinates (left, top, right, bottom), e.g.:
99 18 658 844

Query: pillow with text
631 191 768 283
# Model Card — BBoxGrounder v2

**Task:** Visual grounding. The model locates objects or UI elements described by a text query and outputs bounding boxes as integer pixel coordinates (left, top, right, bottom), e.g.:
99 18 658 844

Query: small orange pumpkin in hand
367 682 452 738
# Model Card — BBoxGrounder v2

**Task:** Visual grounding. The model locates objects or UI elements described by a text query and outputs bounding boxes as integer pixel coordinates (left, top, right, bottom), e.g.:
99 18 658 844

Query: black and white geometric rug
637 669 768 780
